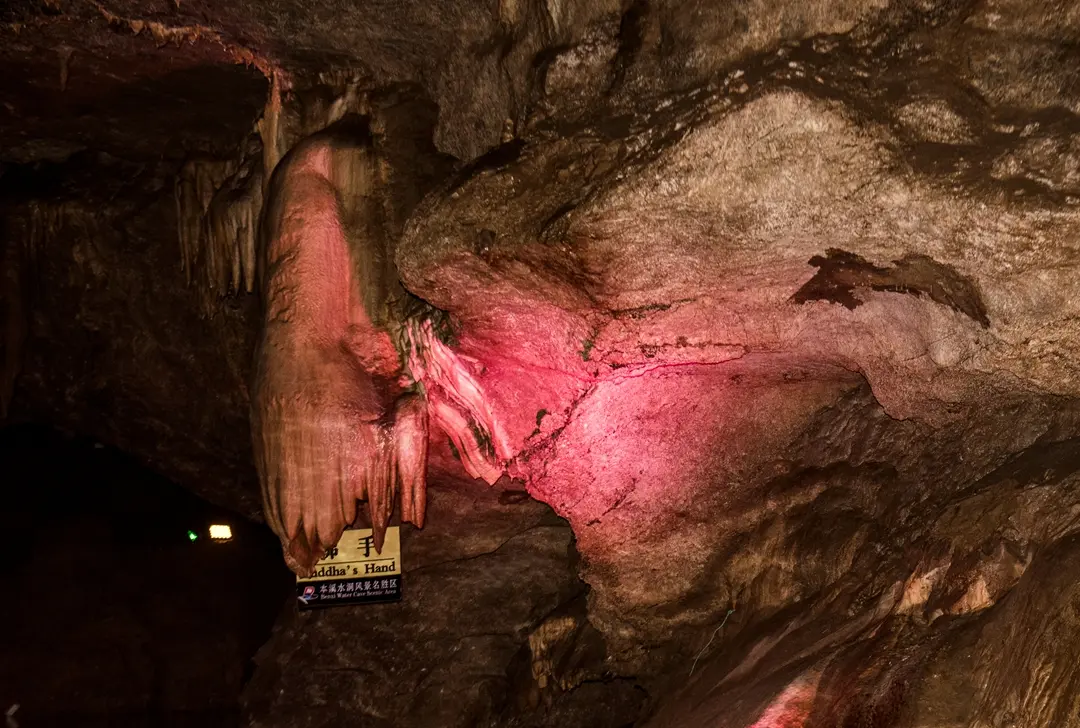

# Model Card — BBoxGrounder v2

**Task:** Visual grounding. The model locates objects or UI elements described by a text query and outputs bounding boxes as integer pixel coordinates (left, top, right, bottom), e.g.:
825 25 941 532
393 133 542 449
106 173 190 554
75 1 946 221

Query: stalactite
175 157 232 287
174 142 266 314
57 46 73 92
257 70 283 191
177 72 375 311
204 156 263 295
393 392 429 528
247 81 512 574
323 77 365 130
268 70 369 172
252 129 431 574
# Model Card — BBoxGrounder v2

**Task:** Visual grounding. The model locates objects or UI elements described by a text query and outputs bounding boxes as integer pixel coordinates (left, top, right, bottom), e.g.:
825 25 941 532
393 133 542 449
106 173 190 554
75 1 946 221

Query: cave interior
3 0 1080 726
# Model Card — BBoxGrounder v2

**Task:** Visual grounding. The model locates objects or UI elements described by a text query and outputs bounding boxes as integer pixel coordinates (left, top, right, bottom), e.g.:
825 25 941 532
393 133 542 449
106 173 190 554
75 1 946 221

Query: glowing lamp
186 530 198 542
209 524 233 541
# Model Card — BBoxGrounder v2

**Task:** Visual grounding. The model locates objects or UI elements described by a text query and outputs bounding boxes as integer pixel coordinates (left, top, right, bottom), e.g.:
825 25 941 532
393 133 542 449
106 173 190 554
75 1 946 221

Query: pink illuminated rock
393 74 1080 718
404 318 513 479
243 70 1080 725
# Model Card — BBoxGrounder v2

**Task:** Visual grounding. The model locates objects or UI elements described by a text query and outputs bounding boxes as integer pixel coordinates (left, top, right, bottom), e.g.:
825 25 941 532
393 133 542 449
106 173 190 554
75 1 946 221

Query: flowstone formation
250 120 510 572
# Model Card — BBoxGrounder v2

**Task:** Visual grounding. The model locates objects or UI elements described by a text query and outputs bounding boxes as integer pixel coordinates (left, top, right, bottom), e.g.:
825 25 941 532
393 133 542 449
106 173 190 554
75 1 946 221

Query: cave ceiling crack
516 346 777 498
587 478 638 526
606 296 699 321
602 341 749 365
519 382 598 480
598 352 750 383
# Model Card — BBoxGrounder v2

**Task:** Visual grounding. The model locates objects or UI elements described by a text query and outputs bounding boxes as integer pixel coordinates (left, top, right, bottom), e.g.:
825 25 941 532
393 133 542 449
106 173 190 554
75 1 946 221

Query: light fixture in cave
209 524 233 541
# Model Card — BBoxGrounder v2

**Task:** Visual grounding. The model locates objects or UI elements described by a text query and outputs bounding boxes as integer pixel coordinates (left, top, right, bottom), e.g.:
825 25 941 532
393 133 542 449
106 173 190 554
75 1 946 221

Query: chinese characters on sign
295 527 402 609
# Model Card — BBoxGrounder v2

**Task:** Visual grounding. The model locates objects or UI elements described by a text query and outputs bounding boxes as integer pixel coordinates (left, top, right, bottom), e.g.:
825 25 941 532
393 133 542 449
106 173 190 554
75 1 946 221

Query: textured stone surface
641 430 1080 727
394 52 1080 686
242 477 645 728
2 172 263 516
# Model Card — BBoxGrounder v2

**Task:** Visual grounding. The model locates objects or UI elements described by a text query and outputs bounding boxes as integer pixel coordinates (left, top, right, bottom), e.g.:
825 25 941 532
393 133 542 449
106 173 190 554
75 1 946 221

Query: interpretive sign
295 527 402 609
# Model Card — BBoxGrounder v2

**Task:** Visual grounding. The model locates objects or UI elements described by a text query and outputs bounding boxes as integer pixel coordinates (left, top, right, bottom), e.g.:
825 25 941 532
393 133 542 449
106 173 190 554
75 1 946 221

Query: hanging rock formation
251 122 416 571
249 115 514 572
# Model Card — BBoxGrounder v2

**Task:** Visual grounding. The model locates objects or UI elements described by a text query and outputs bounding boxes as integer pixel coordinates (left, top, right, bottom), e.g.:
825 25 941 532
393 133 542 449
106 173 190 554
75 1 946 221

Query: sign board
296 527 402 609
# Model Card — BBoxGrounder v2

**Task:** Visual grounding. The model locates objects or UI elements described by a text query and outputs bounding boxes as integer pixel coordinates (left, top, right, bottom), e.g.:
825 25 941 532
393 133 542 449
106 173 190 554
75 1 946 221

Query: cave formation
4 0 1080 726
251 120 509 571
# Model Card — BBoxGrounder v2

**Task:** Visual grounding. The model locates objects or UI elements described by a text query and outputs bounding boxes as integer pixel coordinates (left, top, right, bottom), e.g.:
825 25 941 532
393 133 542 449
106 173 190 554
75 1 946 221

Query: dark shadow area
0 50 267 164
790 248 990 326
0 423 292 728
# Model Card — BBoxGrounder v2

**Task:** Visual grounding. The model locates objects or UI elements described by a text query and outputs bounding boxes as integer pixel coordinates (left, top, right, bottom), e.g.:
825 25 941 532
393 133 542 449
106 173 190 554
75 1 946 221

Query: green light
187 530 198 542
